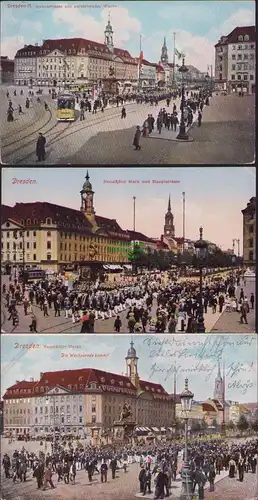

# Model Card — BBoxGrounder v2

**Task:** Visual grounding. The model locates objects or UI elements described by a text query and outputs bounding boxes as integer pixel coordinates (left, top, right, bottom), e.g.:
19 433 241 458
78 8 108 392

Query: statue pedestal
113 420 136 444
91 426 100 446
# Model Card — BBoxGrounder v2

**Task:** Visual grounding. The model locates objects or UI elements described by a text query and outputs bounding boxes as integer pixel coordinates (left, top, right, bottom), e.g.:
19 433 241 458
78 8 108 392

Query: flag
174 48 182 59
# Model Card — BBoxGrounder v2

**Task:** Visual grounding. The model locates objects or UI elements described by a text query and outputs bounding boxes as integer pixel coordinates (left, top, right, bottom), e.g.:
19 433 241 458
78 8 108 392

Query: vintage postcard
1 166 256 334
0 0 255 165
1 334 257 500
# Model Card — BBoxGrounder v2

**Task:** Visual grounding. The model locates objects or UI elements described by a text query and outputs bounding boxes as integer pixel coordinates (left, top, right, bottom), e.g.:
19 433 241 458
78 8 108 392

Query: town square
1 334 258 500
1 167 256 334
0 1 255 164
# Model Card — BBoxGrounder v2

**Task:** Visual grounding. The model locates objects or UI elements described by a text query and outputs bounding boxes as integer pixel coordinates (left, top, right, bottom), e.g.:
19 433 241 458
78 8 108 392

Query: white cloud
1 35 25 58
52 6 141 48
220 9 255 35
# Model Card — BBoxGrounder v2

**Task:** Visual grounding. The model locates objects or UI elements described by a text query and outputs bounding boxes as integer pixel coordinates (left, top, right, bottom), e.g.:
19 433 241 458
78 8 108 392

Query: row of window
3 241 51 250
231 64 254 70
231 74 254 81
36 404 84 413
4 230 52 238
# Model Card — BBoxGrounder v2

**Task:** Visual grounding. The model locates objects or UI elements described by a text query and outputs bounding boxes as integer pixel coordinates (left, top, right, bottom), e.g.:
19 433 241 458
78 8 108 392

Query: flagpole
172 32 176 88
138 34 142 89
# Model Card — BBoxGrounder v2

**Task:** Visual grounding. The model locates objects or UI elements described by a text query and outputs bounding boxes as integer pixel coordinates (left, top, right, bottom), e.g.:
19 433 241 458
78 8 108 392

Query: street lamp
14 230 25 293
180 378 194 500
194 227 208 333
177 58 189 140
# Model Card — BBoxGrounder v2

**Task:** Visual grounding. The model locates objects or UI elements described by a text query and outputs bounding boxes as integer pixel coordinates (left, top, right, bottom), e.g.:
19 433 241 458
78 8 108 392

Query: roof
3 380 38 399
215 26 255 47
37 38 137 65
127 230 154 243
95 215 127 235
15 44 41 58
4 370 168 400
156 64 165 72
1 202 93 233
242 197 256 215
139 380 169 397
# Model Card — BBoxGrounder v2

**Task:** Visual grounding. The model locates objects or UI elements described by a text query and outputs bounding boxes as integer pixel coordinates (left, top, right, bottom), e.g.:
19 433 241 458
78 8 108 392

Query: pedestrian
240 301 249 324
250 292 254 309
100 461 108 483
36 133 46 162
80 108 85 121
208 464 216 491
114 315 122 332
42 465 55 490
198 110 202 127
43 298 49 317
238 459 245 482
121 106 126 118
133 125 141 150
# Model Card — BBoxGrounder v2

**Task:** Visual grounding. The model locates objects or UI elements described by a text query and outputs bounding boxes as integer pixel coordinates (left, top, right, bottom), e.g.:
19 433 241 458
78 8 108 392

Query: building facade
13 20 137 89
242 196 256 268
14 44 41 86
3 341 175 437
215 26 256 93
0 57 14 84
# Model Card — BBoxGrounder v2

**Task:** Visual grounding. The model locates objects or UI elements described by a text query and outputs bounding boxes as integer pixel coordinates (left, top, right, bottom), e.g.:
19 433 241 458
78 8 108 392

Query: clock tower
80 171 95 218
213 362 223 401
164 195 175 237
125 340 140 389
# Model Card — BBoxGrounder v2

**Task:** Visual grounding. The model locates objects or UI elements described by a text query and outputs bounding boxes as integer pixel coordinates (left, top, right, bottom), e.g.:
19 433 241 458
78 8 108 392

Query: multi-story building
3 380 36 436
1 172 173 274
242 196 256 268
3 341 175 437
215 26 256 93
14 44 41 86
0 56 14 84
33 19 137 88
139 59 157 88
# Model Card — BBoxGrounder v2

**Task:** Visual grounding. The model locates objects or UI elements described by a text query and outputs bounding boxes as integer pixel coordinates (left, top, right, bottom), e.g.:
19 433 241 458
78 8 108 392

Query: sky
1 1 255 72
1 334 257 403
2 167 256 250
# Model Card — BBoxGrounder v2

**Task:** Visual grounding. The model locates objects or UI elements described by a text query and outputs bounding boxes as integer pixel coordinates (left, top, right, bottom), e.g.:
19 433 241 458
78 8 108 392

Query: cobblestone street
61 95 255 165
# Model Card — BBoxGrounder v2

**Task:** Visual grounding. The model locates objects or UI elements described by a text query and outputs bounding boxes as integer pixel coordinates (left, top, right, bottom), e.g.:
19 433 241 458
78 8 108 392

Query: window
237 75 241 80
47 241 51 249
33 242 36 249
92 405 96 413
33 254 36 261
250 75 254 81
238 35 243 41
244 54 248 60
249 250 253 261
47 254 51 261
46 218 52 224
244 35 249 41
243 75 248 80
237 54 242 60
33 231 36 236
232 54 236 60
232 65 235 70
249 238 253 248
92 415 96 423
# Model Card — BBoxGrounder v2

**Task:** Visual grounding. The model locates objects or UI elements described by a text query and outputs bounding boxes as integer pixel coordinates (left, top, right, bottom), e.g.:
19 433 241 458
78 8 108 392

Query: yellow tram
56 92 76 121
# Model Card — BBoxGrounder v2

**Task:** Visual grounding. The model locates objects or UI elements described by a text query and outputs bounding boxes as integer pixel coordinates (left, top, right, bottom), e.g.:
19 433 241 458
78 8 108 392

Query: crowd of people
2 268 254 333
2 437 257 498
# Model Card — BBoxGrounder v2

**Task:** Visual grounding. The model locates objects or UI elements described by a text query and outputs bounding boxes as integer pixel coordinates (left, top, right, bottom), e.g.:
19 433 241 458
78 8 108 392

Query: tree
227 420 235 431
251 419 258 433
211 418 218 429
128 244 148 269
237 414 249 433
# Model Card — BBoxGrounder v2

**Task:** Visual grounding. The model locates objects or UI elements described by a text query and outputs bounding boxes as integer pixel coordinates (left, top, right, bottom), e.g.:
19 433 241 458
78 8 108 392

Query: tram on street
56 92 76 121
19 269 46 283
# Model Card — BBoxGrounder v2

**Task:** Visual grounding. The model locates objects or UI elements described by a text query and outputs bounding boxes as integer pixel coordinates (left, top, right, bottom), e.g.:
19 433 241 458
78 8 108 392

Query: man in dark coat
133 126 141 150
36 133 46 161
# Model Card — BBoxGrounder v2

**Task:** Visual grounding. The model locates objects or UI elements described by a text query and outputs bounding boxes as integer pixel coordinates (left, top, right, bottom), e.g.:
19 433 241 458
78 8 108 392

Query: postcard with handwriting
1 334 257 500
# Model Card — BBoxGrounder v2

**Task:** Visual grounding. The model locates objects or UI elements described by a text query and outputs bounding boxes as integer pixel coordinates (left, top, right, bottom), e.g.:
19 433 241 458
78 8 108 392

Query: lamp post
180 378 194 500
177 58 189 140
194 227 208 333
14 229 25 293
46 393 58 452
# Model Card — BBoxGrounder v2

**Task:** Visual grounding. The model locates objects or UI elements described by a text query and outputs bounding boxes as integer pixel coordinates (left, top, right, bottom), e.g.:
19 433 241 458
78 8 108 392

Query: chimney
35 43 38 46
40 372 43 379
24 45 28 48
30 377 34 382
15 380 20 384
42 40 46 44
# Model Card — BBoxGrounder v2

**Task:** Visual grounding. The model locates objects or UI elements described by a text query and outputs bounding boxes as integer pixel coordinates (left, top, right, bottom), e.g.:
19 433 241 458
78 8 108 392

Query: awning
160 427 166 432
151 427 159 432
123 265 132 270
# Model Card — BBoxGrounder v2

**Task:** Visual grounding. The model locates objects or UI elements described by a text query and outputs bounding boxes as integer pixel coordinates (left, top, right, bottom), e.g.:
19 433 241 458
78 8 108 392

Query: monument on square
113 402 136 444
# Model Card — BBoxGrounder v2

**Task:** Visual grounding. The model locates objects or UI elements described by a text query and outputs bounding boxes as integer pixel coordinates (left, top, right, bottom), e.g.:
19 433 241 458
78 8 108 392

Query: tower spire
168 194 171 212
161 36 168 64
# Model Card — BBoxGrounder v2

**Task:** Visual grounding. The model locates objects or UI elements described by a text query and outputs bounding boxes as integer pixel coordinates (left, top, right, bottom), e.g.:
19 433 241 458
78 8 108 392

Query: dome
127 341 137 358
83 171 92 191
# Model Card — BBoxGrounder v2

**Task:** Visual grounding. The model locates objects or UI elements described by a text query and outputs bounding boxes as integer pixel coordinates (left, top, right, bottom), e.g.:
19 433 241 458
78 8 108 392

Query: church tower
125 340 140 389
213 362 223 401
161 37 168 64
104 12 114 52
164 195 175 237
80 171 95 220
